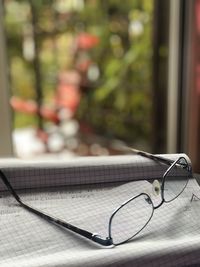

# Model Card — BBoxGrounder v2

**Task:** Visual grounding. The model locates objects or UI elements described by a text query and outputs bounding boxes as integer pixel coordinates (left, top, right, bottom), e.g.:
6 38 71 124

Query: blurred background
0 0 200 171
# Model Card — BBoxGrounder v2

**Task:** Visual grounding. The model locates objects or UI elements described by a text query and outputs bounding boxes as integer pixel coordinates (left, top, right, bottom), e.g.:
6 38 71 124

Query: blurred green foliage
4 0 153 145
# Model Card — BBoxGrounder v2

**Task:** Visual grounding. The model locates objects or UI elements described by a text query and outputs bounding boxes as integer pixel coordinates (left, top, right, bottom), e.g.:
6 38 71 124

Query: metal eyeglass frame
0 153 192 247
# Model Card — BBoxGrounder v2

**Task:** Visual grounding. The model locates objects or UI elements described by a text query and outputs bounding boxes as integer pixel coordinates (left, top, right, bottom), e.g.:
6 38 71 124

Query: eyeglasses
0 151 192 247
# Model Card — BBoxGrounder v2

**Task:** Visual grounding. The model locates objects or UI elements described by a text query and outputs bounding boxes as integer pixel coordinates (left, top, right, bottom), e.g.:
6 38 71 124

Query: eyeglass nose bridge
151 179 165 209
143 179 161 201
144 195 152 204
153 198 165 209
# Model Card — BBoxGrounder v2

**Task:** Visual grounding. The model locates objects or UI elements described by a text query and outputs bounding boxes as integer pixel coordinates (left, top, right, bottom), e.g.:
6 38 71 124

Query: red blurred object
58 70 81 86
40 107 59 124
11 70 81 122
10 97 37 114
76 60 92 72
10 96 59 123
56 84 81 112
36 128 49 143
55 70 81 112
76 33 99 50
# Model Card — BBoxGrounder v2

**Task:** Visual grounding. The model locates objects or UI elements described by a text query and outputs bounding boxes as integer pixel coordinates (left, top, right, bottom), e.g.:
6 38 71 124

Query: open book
0 154 200 267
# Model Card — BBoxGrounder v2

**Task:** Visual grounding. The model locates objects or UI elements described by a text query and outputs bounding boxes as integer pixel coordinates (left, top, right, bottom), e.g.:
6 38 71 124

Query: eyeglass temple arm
129 148 174 166
0 170 113 247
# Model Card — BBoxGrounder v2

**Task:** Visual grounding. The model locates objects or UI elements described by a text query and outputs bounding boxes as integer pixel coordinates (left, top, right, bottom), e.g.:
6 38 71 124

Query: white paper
0 154 199 267
0 178 200 267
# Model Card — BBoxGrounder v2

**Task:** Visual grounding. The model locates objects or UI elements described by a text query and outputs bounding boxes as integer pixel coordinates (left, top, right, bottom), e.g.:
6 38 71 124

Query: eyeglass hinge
92 233 113 246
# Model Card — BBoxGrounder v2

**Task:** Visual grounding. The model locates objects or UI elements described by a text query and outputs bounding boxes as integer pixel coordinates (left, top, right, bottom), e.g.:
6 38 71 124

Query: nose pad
152 180 161 197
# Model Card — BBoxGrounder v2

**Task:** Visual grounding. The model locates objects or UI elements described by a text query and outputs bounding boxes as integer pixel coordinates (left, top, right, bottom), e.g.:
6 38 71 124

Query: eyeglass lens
110 193 153 245
110 158 191 245
163 158 189 202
